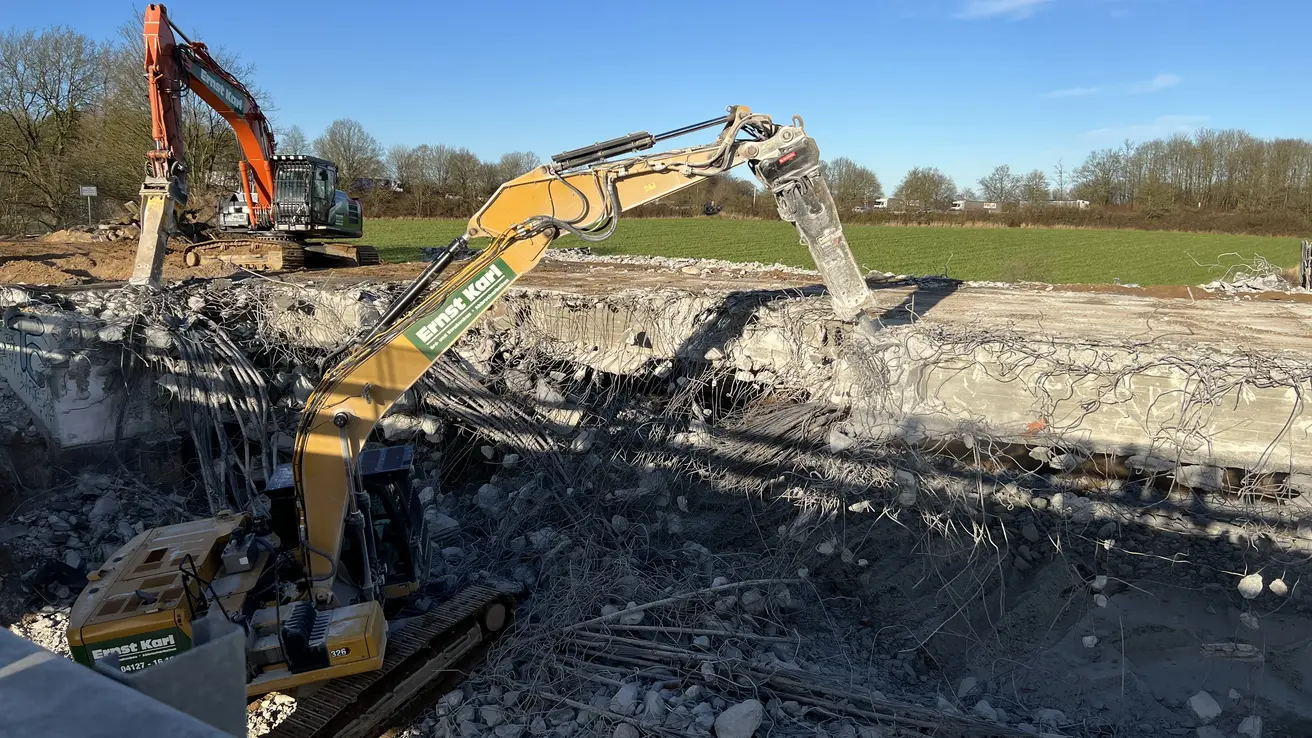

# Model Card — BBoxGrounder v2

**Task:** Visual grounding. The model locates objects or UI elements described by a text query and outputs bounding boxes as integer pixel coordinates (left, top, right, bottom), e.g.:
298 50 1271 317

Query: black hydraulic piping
652 115 730 143
552 114 732 170
365 235 467 342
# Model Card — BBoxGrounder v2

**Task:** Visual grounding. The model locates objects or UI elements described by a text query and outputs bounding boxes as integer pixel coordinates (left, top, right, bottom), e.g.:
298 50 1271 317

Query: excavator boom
293 105 872 603
141 3 277 215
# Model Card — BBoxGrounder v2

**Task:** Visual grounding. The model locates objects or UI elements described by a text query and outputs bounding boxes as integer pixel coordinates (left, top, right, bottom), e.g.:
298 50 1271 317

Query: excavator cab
268 155 364 239
214 156 364 240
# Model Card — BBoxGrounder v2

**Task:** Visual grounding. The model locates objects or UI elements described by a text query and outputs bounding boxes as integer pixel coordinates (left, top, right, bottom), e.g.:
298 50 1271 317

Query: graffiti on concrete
0 313 57 432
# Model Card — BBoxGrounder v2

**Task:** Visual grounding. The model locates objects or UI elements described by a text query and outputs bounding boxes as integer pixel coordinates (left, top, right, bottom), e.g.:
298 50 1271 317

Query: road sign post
79 186 97 226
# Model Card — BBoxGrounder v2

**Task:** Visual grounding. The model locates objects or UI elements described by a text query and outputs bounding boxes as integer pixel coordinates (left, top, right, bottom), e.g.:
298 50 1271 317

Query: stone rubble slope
1 270 1310 737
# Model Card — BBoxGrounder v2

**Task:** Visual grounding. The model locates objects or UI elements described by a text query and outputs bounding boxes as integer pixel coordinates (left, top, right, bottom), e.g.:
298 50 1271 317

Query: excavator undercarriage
181 235 381 272
264 587 514 738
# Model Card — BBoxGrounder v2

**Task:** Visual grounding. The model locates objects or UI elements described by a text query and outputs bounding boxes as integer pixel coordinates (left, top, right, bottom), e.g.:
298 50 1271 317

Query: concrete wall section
0 309 164 448
10 268 1312 476
0 311 61 434
842 332 1312 473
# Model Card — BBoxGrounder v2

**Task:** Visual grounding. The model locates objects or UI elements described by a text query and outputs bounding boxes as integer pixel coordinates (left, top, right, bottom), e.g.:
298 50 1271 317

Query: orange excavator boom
142 3 277 227
131 4 369 288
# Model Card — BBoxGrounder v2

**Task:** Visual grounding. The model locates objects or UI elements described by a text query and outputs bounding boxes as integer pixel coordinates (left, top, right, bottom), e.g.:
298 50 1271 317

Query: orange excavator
130 4 377 287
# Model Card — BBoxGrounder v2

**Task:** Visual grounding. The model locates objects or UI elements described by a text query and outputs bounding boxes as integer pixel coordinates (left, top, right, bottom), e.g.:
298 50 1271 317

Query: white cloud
1044 72 1182 98
1127 72 1182 93
1047 86 1101 98
1082 115 1210 143
955 0 1053 20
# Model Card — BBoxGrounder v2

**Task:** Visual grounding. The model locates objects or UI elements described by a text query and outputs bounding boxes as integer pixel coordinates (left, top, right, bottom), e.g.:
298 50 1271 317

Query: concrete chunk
1188 691 1222 723
609 683 640 715
714 699 764 738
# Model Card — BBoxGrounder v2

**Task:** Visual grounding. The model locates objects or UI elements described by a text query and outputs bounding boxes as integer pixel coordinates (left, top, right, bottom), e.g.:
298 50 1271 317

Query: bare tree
386 144 418 182
279 125 308 155
823 157 884 210
479 151 540 197
387 143 442 215
72 23 152 212
895 167 956 211
978 165 1020 203
957 187 979 201
313 119 383 190
1072 148 1125 206
419 144 452 194
1051 159 1066 199
496 151 540 180
0 27 107 226
1020 169 1049 203
444 147 482 201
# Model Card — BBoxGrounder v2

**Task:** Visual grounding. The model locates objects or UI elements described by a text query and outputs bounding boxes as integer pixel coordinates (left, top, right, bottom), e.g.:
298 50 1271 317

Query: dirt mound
38 229 95 244
0 238 237 285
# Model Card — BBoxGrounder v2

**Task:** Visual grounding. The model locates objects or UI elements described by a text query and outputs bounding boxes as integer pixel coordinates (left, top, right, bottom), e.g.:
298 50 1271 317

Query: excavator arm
142 3 277 222
292 105 873 604
132 3 279 286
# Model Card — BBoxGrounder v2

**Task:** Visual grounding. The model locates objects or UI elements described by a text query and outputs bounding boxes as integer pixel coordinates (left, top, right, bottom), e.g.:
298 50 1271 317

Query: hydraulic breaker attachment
130 175 184 288
754 134 873 321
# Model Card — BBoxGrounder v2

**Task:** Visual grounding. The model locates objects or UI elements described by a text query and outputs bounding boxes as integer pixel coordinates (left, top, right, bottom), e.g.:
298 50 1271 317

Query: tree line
2 23 1311 235
0 24 552 230
824 136 1312 222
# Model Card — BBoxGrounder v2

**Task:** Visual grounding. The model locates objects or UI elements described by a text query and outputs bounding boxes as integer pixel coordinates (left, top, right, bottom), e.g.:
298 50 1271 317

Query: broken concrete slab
0 309 166 448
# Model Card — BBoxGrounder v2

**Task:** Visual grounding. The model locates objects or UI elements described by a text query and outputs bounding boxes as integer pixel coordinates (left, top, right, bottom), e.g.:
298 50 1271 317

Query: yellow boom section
292 106 871 604
293 108 779 602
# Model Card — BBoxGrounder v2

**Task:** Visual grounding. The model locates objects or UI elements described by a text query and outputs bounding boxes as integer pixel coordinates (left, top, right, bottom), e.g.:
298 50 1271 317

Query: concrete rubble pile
2 471 192 646
3 255 1312 736
93 200 143 242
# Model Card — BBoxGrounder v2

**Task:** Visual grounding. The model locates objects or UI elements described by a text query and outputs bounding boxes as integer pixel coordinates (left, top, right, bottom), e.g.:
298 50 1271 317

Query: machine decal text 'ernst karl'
91 633 178 661
414 262 508 347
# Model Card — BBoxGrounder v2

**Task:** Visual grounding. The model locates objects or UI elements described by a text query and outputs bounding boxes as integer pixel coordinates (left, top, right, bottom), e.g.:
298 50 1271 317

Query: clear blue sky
8 0 1310 192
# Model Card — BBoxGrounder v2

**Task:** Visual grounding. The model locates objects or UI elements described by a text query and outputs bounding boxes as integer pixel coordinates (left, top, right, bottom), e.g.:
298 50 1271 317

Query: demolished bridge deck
291 256 1312 481
296 256 1312 356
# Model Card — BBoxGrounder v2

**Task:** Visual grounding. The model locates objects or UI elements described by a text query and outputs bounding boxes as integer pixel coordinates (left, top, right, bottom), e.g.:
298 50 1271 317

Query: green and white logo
86 628 188 673
192 65 246 114
404 258 515 361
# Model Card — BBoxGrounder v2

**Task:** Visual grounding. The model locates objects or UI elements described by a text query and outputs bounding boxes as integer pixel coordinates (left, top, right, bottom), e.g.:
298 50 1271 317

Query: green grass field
363 218 1300 286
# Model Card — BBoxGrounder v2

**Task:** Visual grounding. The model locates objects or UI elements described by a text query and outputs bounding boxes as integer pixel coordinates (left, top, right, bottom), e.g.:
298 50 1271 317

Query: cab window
313 168 331 202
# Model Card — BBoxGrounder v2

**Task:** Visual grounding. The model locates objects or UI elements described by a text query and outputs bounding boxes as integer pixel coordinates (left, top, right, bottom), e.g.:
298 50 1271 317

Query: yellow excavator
65 105 872 738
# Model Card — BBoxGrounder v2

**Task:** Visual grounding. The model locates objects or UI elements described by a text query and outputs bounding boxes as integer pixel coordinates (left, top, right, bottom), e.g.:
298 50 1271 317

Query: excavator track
182 239 381 272
303 243 382 267
263 586 516 738
182 238 305 271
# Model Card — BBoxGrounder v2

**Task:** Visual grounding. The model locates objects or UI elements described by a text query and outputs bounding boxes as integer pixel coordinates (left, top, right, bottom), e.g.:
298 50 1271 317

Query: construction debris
5 258 1312 736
